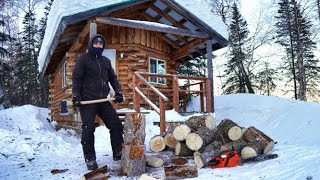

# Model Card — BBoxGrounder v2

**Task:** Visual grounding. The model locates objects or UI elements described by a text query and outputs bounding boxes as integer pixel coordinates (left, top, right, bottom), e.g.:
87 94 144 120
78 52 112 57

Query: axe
60 97 115 115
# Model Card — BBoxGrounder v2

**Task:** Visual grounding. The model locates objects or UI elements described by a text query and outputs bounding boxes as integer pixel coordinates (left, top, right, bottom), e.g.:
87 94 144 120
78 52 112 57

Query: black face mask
92 47 104 55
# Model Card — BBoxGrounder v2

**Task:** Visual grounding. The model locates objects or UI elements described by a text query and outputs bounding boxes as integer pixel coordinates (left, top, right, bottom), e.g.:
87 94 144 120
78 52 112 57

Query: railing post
159 97 166 133
200 82 204 112
183 91 187 112
205 78 212 112
133 73 140 113
172 76 179 112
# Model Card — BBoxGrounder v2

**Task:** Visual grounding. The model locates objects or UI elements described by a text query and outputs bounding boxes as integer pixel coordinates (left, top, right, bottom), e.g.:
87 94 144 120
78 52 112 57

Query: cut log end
146 155 164 168
263 141 275 154
193 151 204 169
173 124 191 141
150 136 166 152
228 126 242 141
164 133 178 149
185 133 203 151
205 115 216 130
241 147 258 158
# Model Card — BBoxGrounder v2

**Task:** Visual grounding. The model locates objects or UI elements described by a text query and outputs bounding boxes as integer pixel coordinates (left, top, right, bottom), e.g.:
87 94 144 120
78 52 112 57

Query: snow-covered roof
37 0 228 75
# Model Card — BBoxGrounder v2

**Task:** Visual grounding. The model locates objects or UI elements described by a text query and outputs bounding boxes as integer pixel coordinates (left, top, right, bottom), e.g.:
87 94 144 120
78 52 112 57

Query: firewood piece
175 142 193 157
218 119 242 141
163 165 198 180
80 165 108 180
186 114 216 130
194 150 219 169
173 124 191 141
171 157 188 165
241 143 262 158
242 126 275 154
150 135 166 152
185 127 215 151
146 155 164 168
220 141 247 154
199 140 222 153
121 145 146 177
213 127 232 145
139 174 161 180
164 133 178 149
123 113 146 145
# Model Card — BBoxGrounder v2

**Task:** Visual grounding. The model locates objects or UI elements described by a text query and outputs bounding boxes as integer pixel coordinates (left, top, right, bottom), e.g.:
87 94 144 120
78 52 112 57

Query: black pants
80 102 123 162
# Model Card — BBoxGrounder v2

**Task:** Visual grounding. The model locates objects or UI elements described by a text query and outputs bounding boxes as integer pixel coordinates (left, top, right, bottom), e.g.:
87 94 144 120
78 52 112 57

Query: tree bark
194 150 219 169
185 127 215 151
123 113 146 145
163 165 198 180
121 145 146 176
175 142 193 157
242 126 274 153
185 114 216 130
220 141 247 154
218 119 242 141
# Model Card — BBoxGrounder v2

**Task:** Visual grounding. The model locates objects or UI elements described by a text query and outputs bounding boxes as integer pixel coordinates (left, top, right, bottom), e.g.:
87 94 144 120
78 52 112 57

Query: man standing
72 34 124 170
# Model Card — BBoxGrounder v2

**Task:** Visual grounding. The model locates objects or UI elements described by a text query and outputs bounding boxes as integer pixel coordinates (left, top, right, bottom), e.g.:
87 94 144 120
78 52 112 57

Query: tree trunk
163 165 198 180
185 114 216 130
149 135 166 152
242 126 274 153
173 124 191 141
175 142 193 157
121 113 146 176
121 145 146 176
194 150 219 169
171 157 188 165
199 140 222 153
185 127 215 151
164 133 177 149
220 141 247 154
218 119 242 141
146 155 164 168
241 143 262 158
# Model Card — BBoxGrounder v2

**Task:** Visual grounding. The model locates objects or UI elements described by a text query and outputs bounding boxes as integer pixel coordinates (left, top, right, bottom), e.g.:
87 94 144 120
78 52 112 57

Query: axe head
60 99 73 115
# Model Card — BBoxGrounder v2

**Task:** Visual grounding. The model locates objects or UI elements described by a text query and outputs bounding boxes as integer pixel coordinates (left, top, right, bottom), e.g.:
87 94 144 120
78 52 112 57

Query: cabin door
102 49 117 97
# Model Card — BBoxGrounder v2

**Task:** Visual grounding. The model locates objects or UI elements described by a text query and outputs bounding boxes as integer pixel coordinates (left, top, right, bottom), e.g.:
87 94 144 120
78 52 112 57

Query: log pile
148 114 275 174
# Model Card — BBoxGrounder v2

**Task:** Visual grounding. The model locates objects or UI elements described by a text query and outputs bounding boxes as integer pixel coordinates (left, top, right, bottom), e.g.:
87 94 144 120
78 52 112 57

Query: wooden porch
132 72 212 133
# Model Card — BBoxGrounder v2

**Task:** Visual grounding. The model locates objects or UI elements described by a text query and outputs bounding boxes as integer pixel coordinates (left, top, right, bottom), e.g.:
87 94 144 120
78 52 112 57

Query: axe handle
67 97 115 106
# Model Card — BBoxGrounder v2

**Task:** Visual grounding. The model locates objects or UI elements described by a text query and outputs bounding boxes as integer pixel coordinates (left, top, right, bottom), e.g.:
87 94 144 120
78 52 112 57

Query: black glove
114 92 124 103
72 95 81 108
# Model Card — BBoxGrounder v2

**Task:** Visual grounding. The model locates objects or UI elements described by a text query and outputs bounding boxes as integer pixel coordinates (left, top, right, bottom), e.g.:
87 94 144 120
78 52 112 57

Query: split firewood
146 155 164 168
80 165 108 180
150 135 166 152
241 143 263 158
185 127 215 151
185 114 216 130
220 141 247 154
173 124 191 141
218 119 243 141
139 174 161 180
194 150 219 169
163 165 198 180
175 142 193 157
242 126 275 154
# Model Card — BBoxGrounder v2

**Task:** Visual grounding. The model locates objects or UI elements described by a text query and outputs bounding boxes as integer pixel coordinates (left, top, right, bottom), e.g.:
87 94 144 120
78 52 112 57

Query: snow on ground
0 94 320 179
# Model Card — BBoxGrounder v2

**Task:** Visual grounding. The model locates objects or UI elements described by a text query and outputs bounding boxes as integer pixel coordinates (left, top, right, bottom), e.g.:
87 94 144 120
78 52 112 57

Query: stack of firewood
149 115 275 171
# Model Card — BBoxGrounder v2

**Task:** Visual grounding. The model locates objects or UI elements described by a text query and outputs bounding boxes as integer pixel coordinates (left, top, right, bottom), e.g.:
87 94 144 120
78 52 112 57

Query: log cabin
37 0 228 133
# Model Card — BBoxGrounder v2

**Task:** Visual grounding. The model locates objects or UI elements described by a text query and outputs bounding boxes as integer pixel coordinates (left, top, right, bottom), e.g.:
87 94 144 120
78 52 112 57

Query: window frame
62 61 67 88
148 57 166 85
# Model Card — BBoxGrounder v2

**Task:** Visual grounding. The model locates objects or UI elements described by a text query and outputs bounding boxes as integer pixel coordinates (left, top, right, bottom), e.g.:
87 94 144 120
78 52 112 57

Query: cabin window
149 57 166 84
62 62 67 88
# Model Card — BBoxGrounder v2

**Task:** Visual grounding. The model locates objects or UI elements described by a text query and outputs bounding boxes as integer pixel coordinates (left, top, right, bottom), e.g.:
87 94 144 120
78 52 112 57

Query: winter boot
86 160 98 170
112 144 123 161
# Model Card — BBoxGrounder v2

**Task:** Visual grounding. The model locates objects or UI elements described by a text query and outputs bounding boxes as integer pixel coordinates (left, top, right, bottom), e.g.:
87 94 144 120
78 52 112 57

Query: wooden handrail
134 87 160 114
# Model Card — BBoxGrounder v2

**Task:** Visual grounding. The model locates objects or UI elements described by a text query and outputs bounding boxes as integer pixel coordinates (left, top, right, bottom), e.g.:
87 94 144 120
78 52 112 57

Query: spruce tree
221 3 254 94
275 0 319 101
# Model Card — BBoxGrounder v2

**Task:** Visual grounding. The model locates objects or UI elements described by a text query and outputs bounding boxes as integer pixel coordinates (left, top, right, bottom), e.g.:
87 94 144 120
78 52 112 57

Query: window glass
149 58 166 84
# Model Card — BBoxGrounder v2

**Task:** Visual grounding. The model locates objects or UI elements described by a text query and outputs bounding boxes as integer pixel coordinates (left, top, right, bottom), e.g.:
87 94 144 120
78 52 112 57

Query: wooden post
133 74 140 113
159 97 166 133
206 39 214 113
183 92 187 112
200 82 204 112
205 79 212 112
172 76 179 112
90 23 97 37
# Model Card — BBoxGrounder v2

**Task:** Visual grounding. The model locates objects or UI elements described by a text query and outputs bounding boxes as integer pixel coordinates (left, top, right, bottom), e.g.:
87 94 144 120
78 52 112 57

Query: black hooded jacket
72 34 122 101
